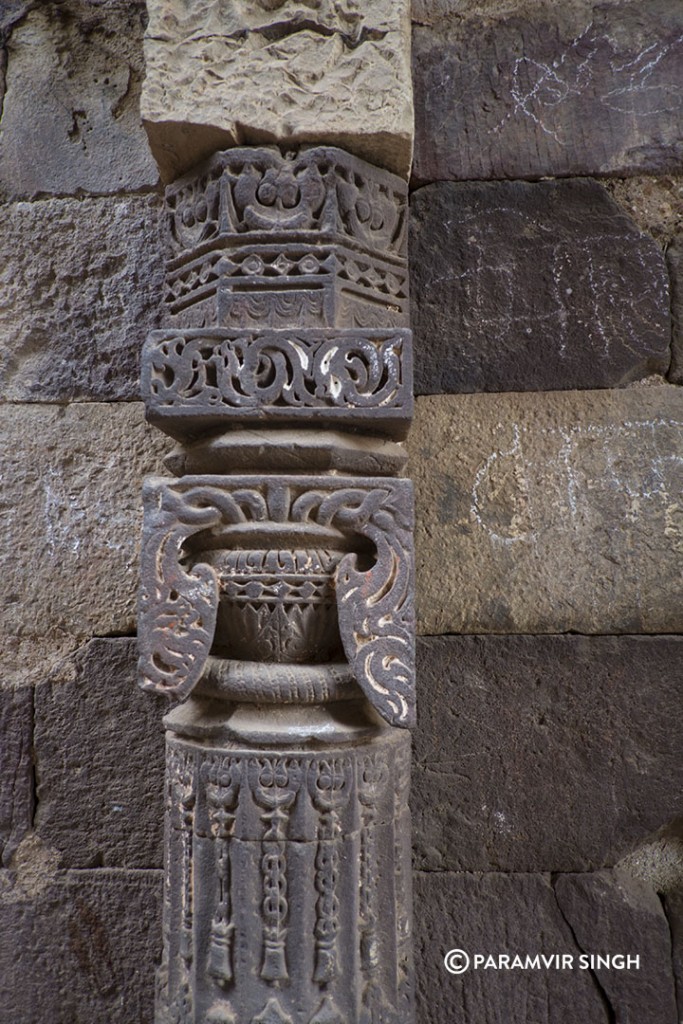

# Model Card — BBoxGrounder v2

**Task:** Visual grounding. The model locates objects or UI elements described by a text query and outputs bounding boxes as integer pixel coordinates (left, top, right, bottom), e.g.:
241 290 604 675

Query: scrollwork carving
138 480 221 700
142 328 412 440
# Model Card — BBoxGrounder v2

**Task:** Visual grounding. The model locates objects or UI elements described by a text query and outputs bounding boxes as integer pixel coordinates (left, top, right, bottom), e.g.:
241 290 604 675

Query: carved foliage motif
143 329 411 432
166 147 407 260
138 476 415 726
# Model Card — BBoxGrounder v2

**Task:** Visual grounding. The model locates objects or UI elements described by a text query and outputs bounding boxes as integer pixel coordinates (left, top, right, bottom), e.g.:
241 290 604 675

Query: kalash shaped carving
139 146 415 1024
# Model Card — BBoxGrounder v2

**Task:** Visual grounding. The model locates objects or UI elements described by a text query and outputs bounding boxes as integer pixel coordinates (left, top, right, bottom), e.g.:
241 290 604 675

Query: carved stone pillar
138 10 415 1024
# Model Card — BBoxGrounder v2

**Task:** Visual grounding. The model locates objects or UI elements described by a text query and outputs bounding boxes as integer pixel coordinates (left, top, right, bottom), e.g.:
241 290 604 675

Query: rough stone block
410 387 683 634
412 636 683 873
33 639 166 869
554 870 678 1022
0 403 167 687
414 870 677 1024
664 891 683 1019
141 0 413 181
410 180 671 393
668 233 683 383
0 195 164 402
412 2 683 183
0 686 33 867
604 175 683 248
0 0 158 197
0 867 162 1024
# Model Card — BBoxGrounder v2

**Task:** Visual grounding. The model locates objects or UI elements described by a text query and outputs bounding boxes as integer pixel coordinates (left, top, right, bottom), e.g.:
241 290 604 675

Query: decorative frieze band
143 327 412 440
163 147 409 330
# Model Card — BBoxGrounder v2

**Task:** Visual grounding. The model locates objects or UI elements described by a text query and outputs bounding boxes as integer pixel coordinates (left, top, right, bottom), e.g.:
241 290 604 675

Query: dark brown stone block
414 870 677 1024
0 867 162 1024
668 233 683 383
0 196 165 402
414 872 604 1024
33 639 166 869
412 2 683 184
412 636 683 872
664 892 683 1019
0 0 158 197
410 180 670 393
554 870 678 1022
0 686 33 867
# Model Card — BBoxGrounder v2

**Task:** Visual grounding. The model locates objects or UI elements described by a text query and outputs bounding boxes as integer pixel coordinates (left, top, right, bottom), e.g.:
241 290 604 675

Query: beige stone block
1 404 167 686
141 0 413 181
410 387 683 634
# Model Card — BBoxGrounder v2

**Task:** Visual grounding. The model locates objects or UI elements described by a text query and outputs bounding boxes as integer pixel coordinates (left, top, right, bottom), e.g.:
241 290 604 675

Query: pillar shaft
138 9 415 1023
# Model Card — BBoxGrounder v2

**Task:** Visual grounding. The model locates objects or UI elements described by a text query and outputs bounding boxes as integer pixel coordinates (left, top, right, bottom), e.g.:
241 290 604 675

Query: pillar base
157 699 414 1024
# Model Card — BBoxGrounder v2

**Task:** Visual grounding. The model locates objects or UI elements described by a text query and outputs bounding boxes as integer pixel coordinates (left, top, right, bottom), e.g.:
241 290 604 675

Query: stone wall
0 1 681 1022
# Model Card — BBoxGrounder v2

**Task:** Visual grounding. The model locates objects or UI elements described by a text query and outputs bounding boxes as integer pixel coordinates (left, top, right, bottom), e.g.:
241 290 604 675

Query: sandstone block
34 639 166 869
0 403 167 687
412 2 683 183
668 234 683 383
141 0 413 181
0 686 33 867
410 180 670 393
410 387 683 634
412 636 683 872
0 0 158 197
0 196 164 402
0 867 162 1024
413 870 677 1024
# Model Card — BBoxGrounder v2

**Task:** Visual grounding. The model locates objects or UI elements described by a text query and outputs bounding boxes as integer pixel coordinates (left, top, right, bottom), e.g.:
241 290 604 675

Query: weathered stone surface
413 870 678 1024
0 0 158 197
412 2 683 183
33 639 166 869
410 387 683 634
156 711 412 1024
0 195 164 402
617 819 683 896
668 234 683 383
554 870 678 1022
142 0 413 181
0 686 33 867
0 866 162 1024
410 180 670 393
413 870 679 1024
664 892 683 1019
0 403 167 687
604 175 683 248
412 636 683 873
